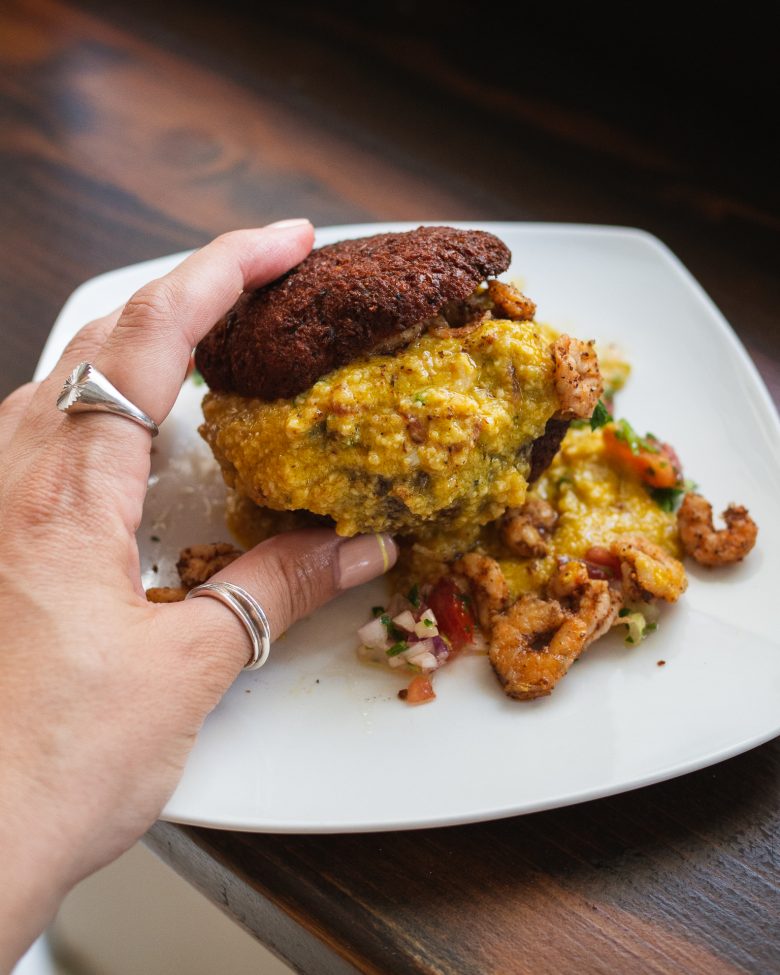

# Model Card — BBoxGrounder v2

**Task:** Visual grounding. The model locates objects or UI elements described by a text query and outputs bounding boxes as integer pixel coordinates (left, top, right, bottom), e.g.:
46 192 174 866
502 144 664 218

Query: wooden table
2 3 778 972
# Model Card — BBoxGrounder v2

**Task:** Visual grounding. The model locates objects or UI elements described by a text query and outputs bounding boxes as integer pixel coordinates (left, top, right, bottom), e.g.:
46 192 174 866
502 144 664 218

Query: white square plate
37 223 780 832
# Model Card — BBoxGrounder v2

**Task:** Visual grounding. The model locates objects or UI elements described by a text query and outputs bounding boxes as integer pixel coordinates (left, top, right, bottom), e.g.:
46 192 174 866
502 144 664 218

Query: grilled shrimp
486 279 537 321
502 497 558 558
453 553 509 630
551 335 603 420
677 493 758 566
490 560 621 700
609 535 687 603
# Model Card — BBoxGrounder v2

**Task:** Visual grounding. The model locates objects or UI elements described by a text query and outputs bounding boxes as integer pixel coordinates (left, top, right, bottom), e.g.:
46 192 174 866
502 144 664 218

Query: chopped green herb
380 614 404 641
650 478 697 512
191 368 205 386
590 399 612 430
613 418 642 455
423 618 434 628
372 605 385 617
386 641 408 657
612 418 664 456
413 391 427 405
646 622 658 633
650 487 683 512
407 584 420 608
618 608 631 618
626 636 635 645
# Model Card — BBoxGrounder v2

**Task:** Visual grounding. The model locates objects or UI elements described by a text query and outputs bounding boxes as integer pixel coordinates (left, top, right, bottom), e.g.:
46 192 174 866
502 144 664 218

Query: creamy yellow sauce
392 426 680 599
535 427 680 557
201 319 559 537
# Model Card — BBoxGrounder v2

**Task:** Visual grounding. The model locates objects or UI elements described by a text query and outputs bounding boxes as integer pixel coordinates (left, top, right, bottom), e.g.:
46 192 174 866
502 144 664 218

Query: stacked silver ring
186 581 272 670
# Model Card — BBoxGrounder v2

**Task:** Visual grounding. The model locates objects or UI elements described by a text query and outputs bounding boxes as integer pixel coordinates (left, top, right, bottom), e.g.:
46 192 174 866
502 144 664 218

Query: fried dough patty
195 226 511 400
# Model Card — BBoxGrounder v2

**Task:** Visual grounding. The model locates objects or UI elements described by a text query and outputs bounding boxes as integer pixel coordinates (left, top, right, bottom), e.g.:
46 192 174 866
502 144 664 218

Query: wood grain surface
1 2 778 972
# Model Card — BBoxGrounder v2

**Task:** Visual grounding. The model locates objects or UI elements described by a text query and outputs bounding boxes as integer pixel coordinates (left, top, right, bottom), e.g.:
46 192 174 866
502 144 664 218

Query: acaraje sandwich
195 226 602 541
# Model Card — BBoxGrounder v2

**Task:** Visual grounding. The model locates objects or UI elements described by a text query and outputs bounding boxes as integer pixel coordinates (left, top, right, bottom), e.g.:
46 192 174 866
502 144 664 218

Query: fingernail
267 218 311 230
337 533 398 590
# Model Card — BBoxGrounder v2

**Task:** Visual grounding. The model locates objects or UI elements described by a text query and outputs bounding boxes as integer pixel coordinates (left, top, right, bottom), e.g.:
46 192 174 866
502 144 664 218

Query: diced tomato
602 424 680 489
658 440 683 479
584 546 622 580
427 577 476 653
403 675 436 705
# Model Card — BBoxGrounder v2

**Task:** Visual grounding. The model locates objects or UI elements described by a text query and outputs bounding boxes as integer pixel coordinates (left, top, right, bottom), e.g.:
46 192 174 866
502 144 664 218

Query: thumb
160 528 397 679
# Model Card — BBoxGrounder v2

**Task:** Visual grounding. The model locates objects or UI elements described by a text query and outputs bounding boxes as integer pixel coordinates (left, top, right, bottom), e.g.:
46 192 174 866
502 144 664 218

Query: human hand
0 220 397 970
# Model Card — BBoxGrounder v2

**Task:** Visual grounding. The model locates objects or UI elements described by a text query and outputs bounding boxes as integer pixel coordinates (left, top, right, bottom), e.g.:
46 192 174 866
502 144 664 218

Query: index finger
93 219 314 427
25 220 313 452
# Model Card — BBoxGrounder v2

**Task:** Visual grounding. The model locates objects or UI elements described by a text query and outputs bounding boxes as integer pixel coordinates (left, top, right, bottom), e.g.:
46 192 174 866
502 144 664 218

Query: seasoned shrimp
176 542 243 589
551 335 603 420
609 535 687 603
490 561 621 700
487 279 537 322
548 561 621 647
677 493 758 567
146 541 244 603
502 497 558 558
453 552 509 630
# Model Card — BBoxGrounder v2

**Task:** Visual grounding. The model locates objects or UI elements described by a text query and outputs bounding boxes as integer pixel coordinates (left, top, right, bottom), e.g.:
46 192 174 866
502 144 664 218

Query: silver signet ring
57 361 159 437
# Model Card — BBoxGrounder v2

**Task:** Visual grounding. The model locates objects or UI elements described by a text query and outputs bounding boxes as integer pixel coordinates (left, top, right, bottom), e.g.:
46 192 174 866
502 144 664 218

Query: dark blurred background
1 0 777 397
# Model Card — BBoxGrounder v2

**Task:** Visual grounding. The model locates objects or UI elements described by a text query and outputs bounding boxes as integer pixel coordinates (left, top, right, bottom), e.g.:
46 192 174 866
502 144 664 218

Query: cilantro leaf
386 641 409 657
650 486 685 512
650 478 698 512
590 399 612 430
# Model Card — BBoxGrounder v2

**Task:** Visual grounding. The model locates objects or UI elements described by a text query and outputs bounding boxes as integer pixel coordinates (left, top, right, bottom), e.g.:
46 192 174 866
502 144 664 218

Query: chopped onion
414 619 439 638
413 608 440 638
407 638 434 657
393 610 417 633
357 617 390 650
431 635 450 659
407 651 438 671
620 610 647 646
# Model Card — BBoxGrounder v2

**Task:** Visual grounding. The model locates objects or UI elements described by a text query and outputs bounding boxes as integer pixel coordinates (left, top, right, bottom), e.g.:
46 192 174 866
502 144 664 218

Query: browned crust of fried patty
528 418 571 483
195 226 511 400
